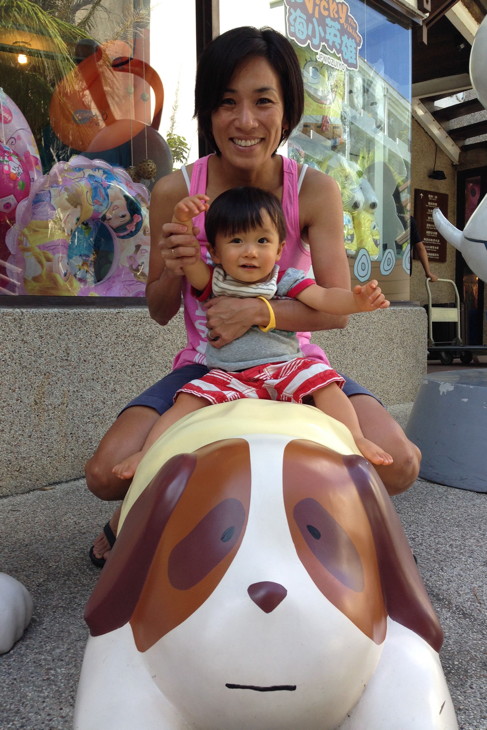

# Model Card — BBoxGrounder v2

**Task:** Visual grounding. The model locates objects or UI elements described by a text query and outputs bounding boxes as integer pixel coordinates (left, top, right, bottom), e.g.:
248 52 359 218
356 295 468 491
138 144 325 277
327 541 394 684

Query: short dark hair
195 26 304 154
205 186 287 248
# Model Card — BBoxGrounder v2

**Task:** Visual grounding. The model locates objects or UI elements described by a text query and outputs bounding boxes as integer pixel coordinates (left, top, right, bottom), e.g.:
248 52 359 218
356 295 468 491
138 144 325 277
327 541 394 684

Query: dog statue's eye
307 524 321 540
168 498 246 590
221 526 235 543
294 498 364 592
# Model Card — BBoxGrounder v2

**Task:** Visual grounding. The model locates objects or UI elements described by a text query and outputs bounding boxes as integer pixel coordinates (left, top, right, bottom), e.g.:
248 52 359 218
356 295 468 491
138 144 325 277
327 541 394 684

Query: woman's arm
145 171 200 326
288 167 351 328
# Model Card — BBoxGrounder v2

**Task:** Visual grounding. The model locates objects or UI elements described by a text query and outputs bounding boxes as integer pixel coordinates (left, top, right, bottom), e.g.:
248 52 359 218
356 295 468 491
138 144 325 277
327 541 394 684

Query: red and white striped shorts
176 357 345 405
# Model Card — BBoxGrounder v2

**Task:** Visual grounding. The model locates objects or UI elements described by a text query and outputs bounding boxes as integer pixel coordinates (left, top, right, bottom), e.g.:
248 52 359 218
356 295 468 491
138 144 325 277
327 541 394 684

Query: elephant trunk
432 208 463 252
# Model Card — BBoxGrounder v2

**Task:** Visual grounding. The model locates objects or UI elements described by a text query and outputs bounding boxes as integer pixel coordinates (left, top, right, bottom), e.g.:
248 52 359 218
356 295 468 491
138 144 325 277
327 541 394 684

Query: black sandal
89 521 116 568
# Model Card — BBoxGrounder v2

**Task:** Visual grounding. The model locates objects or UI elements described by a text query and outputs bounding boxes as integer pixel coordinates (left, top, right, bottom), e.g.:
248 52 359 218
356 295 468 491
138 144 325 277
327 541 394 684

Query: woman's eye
220 97 235 106
257 97 273 105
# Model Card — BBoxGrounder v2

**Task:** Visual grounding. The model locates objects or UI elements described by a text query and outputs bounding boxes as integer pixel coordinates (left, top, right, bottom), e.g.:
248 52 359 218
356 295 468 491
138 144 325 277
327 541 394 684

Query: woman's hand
204 296 264 348
159 222 201 276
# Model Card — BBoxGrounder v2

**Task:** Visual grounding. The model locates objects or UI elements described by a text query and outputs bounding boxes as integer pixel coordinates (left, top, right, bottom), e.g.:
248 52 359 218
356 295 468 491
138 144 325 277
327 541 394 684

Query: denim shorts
121 363 381 416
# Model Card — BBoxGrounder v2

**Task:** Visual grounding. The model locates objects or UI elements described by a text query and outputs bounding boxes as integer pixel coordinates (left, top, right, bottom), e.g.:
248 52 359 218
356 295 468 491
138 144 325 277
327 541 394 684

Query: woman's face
211 56 287 170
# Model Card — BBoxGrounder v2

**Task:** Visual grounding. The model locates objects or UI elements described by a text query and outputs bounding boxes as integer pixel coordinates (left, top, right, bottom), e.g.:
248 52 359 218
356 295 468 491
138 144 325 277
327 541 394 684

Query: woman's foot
89 506 121 567
354 436 393 466
112 451 143 480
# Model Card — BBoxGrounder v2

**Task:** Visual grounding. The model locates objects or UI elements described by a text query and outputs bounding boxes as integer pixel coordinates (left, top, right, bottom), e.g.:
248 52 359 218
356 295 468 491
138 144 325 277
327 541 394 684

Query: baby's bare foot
355 437 393 466
112 451 143 479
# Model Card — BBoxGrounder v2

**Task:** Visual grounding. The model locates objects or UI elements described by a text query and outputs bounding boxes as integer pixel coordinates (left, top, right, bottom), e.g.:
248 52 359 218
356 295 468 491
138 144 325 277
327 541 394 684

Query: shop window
285 0 412 300
220 0 413 301
0 0 196 299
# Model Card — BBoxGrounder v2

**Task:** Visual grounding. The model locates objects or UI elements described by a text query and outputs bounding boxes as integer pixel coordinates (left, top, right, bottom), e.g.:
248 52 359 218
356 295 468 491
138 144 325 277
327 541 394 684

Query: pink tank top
172 154 329 369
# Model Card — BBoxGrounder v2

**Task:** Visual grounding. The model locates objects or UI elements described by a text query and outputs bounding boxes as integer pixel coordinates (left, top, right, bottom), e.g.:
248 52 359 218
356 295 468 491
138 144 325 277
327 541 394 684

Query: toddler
114 186 392 478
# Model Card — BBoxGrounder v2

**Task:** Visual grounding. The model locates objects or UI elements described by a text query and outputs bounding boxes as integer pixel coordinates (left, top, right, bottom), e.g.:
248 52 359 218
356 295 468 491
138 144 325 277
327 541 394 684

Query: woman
87 26 420 565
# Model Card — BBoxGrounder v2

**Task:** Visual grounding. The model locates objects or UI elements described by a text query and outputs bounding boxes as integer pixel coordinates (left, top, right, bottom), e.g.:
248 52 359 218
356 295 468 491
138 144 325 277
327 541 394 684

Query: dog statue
74 401 458 730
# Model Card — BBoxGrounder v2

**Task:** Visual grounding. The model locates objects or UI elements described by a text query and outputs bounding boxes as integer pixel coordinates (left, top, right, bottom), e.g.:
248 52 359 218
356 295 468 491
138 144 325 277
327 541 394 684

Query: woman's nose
236 103 257 129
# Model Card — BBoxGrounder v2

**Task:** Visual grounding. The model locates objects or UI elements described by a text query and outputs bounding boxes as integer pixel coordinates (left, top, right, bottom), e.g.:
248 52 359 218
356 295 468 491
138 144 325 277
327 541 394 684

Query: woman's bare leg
85 406 161 561
86 397 209 561
85 406 161 501
313 385 393 466
113 394 208 479
349 394 421 496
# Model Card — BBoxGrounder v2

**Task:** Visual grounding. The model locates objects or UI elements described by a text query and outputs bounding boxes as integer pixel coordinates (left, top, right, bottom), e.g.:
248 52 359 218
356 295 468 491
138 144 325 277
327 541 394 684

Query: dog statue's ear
85 453 195 636
345 455 444 652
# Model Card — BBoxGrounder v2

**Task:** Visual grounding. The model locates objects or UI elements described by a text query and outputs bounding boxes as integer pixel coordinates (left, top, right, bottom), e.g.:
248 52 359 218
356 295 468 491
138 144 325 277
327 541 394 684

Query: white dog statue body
74 401 457 730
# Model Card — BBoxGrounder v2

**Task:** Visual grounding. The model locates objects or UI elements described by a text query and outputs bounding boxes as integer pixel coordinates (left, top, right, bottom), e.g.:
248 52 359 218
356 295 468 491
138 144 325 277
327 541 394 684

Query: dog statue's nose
247 582 287 613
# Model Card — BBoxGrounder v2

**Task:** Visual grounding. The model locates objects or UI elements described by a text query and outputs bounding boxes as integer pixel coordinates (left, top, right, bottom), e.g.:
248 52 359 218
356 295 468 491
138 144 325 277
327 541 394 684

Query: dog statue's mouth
225 683 296 692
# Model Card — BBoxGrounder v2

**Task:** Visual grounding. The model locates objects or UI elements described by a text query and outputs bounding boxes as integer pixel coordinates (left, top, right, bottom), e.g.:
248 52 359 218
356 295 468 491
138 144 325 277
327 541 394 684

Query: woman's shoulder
299 165 341 215
151 165 196 206
300 164 339 191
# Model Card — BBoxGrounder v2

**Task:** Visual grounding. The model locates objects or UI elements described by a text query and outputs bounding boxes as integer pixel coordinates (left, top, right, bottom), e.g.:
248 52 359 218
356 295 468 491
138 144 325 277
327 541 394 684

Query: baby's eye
229 237 243 244
258 237 270 244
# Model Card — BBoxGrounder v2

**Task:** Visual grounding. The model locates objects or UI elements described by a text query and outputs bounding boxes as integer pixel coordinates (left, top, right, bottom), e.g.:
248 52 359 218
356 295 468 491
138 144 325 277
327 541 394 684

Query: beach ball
0 143 31 221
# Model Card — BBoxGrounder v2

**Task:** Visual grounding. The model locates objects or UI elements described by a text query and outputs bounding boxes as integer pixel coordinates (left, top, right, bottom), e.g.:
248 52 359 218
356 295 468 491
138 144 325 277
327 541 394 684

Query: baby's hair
205 186 286 248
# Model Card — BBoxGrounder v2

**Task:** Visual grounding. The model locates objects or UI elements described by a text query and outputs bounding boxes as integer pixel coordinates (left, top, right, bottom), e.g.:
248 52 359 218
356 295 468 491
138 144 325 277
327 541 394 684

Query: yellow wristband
257 296 276 332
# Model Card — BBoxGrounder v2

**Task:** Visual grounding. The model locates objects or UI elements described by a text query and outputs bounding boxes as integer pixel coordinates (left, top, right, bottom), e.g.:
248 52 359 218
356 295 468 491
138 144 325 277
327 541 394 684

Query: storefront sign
414 188 448 263
285 0 363 69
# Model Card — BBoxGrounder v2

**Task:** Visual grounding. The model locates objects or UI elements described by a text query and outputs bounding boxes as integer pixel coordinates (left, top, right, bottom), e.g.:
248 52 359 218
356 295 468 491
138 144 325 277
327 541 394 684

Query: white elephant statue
0 573 33 654
433 15 487 282
470 14 487 110
74 401 457 730
432 203 487 282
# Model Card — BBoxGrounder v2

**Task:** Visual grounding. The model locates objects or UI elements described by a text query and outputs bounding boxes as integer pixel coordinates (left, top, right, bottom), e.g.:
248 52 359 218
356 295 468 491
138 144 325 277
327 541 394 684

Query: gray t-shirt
203 267 313 371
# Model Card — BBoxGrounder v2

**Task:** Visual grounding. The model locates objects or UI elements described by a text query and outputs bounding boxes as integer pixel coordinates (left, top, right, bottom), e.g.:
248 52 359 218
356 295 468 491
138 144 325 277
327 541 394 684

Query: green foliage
167 132 190 169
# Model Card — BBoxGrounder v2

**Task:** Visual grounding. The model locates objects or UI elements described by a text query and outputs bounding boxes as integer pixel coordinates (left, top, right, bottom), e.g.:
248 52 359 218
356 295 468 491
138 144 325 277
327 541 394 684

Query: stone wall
1 304 427 496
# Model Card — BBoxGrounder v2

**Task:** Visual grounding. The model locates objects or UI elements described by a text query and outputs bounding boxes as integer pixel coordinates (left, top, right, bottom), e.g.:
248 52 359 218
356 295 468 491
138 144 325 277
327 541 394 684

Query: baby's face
211 210 283 284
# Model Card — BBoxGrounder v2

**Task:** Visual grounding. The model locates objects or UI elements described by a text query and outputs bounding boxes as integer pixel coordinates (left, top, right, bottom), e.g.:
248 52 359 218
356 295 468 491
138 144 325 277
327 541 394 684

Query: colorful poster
285 0 363 70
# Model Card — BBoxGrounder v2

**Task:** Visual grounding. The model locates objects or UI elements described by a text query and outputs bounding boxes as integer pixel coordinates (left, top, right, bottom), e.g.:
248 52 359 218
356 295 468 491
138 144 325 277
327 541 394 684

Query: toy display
294 45 346 151
0 89 42 188
0 89 43 292
433 15 487 283
0 573 33 654
352 208 380 258
0 142 31 222
6 155 149 296
49 42 172 192
287 44 386 264
75 401 458 730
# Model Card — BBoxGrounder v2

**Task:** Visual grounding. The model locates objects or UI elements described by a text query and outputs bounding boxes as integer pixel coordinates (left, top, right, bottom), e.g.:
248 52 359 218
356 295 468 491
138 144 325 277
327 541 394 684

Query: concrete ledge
1 304 427 496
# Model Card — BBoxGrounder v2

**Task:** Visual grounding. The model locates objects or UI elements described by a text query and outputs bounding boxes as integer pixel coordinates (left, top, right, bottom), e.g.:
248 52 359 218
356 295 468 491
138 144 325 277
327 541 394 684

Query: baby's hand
173 194 209 228
353 280 390 311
